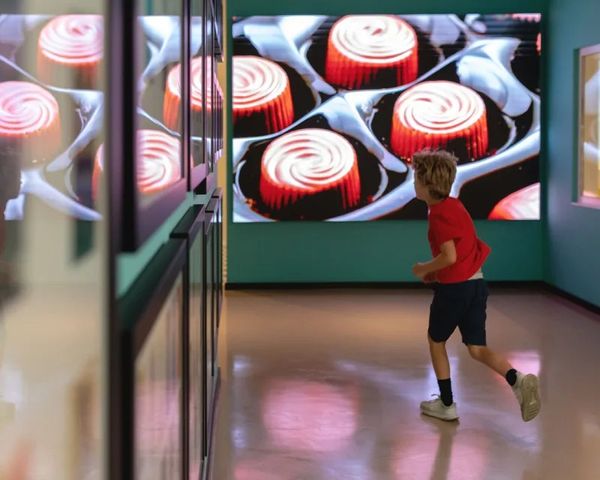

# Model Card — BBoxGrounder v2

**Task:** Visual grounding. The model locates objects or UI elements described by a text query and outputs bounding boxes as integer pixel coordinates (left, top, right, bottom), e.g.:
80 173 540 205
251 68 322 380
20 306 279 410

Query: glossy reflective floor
211 288 600 480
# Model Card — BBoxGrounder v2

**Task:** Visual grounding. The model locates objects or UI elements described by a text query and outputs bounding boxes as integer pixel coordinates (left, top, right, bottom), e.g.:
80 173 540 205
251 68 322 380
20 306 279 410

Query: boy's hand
412 263 429 280
423 272 437 284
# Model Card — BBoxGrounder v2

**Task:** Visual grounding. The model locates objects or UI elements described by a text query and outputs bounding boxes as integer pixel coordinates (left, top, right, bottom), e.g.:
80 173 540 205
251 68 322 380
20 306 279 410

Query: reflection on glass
206 223 214 381
135 275 183 480
0 14 104 220
205 18 214 173
231 14 542 222
261 378 359 452
135 6 183 206
93 129 182 200
213 46 223 167
37 15 103 89
190 8 205 171
189 234 204 479
0 6 105 479
580 47 600 203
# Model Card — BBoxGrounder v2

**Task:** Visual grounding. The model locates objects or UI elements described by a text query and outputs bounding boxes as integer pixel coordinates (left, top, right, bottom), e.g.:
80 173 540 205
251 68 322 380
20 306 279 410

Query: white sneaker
512 372 541 422
420 395 459 421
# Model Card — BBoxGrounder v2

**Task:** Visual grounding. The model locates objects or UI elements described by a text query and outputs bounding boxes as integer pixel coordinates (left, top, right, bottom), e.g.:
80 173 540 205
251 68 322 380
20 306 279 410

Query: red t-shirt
428 197 491 284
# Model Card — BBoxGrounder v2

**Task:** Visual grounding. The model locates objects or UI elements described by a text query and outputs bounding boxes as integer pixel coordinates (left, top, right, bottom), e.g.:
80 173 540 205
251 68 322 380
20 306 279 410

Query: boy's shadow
419 417 539 480
421 415 459 480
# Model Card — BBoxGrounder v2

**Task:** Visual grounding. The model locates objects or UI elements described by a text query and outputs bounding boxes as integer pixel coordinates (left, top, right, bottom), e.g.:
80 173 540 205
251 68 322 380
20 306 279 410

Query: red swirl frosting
390 81 489 161
93 130 181 199
259 128 360 211
233 55 294 134
38 15 104 88
0 81 61 166
325 15 418 89
489 183 540 220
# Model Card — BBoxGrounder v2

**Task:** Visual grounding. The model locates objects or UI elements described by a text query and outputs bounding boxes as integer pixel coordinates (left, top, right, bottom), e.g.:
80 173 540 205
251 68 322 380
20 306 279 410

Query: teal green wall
118 192 211 297
545 0 600 307
227 0 547 284
228 221 543 283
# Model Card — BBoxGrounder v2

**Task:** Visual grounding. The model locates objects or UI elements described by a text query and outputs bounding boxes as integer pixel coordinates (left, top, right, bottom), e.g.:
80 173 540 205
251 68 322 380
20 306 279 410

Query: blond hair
412 150 458 200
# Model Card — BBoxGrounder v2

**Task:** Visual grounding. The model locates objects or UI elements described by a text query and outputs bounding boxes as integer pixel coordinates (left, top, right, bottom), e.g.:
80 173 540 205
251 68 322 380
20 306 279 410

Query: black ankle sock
505 368 517 386
437 378 453 406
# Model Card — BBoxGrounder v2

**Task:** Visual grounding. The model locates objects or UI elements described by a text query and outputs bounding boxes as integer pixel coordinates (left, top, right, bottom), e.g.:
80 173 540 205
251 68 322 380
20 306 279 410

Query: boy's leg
461 281 540 421
422 285 462 421
467 344 541 421
428 335 453 407
421 337 459 421
460 280 513 378
429 334 450 379
466 345 512 377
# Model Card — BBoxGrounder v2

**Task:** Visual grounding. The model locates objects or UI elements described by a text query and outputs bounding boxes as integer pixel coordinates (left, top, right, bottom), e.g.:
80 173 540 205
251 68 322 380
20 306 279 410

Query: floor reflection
212 289 600 480
262 378 359 453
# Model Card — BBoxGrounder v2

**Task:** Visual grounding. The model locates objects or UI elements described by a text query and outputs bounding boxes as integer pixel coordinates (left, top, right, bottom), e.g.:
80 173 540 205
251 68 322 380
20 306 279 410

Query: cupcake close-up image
232 13 542 222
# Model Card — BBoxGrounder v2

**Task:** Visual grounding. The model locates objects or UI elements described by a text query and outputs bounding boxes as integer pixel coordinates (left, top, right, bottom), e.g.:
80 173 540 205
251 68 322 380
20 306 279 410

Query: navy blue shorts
428 279 488 346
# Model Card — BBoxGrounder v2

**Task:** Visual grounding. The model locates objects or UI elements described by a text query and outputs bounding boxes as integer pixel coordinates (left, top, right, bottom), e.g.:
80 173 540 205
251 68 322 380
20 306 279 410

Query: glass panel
135 274 183 479
0 2 106 479
580 47 600 204
189 234 205 477
190 0 205 172
205 14 214 173
206 225 214 383
136 0 184 207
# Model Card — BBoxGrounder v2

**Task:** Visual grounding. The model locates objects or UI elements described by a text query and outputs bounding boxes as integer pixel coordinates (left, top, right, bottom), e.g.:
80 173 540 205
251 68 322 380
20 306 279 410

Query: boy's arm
412 240 457 280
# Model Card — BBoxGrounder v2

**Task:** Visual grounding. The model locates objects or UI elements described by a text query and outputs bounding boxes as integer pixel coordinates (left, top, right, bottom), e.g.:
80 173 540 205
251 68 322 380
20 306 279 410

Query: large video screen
232 14 542 222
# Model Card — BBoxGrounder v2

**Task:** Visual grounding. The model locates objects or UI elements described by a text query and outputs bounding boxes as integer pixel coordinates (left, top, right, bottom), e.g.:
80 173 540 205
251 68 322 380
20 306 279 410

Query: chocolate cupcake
390 81 489 161
259 128 360 212
325 15 418 89
233 55 294 135
489 183 540 220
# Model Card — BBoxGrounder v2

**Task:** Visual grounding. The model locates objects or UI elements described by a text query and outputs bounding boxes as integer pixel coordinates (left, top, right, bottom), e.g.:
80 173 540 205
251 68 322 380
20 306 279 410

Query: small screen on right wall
231 13 542 222
580 45 600 206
